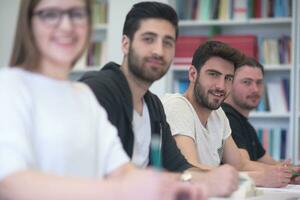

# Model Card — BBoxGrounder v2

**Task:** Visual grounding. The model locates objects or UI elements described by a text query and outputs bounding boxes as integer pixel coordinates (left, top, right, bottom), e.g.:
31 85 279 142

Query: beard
127 45 171 84
194 76 227 110
232 92 261 110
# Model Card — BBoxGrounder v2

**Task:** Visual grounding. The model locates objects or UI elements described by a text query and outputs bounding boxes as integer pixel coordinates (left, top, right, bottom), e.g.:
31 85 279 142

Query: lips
146 58 163 65
209 90 225 98
247 94 260 101
53 36 77 48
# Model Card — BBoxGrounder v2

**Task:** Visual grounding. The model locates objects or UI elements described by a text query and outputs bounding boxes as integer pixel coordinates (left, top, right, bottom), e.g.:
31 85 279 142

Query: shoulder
214 107 228 118
72 82 95 97
161 93 191 111
211 107 231 127
0 68 25 84
80 62 122 85
221 103 240 119
79 63 127 99
0 68 33 114
72 82 109 117
0 68 31 96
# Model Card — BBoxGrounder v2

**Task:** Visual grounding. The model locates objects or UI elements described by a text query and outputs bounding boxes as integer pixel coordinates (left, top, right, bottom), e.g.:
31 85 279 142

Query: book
272 128 281 160
174 36 208 64
281 78 290 111
233 0 248 20
212 35 257 58
266 80 287 113
280 129 287 159
200 0 212 20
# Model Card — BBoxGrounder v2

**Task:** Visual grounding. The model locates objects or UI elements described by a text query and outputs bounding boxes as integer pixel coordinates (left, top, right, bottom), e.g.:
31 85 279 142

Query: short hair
122 1 178 40
10 0 92 70
192 40 245 72
237 57 265 75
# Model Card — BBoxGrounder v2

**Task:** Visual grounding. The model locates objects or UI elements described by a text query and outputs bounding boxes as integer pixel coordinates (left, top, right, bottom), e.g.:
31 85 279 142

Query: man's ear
188 65 198 83
121 35 130 55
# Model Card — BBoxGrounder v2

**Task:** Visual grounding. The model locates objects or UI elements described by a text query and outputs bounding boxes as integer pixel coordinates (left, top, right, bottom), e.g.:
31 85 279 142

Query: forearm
186 166 211 174
246 171 265 187
0 171 120 200
185 162 216 172
239 159 266 172
106 163 135 179
258 154 280 165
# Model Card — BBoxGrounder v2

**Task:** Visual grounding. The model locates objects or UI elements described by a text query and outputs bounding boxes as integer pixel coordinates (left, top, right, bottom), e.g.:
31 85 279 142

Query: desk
210 185 300 200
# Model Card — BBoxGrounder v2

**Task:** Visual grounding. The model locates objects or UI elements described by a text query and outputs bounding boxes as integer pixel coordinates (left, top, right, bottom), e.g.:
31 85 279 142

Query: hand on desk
121 169 207 200
260 162 292 188
290 165 300 184
192 164 239 197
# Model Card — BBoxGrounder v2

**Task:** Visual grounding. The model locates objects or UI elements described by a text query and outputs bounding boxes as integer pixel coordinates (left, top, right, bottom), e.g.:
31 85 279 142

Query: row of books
169 0 292 21
92 0 108 25
174 35 257 64
86 41 106 66
256 78 290 113
256 128 287 160
174 35 291 65
259 36 291 65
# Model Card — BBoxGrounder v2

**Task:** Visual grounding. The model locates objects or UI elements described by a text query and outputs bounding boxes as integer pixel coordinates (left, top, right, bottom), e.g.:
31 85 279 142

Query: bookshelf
165 0 299 163
294 0 300 164
72 0 108 73
178 17 292 27
72 0 138 74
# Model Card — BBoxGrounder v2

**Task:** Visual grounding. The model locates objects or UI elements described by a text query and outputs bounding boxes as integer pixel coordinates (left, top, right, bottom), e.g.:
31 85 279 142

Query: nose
152 40 164 56
251 83 260 92
215 78 226 90
58 14 73 30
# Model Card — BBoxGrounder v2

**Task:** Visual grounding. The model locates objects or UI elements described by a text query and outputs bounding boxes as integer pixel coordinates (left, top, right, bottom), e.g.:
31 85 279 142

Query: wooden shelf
71 66 101 73
249 112 290 118
93 23 108 31
170 64 291 72
179 17 292 27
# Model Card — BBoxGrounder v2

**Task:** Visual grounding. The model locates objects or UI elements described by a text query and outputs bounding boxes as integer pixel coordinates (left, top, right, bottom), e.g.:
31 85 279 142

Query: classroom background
0 0 299 165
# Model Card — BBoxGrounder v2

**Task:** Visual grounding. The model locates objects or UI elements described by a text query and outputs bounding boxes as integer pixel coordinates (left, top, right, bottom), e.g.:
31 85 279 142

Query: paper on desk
258 184 300 193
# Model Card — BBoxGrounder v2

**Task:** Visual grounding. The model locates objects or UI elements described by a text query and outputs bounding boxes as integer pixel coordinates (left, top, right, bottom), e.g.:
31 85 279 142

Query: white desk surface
210 185 300 200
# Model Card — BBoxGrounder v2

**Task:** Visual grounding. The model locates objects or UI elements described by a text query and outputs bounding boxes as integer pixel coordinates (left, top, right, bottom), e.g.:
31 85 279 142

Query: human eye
225 76 234 82
142 36 154 44
163 40 174 48
70 8 87 19
39 9 60 21
256 80 263 86
242 80 251 85
208 71 218 77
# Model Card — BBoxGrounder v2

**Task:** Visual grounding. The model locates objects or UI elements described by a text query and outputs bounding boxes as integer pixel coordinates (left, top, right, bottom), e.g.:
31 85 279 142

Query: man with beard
222 57 300 185
162 41 293 187
80 1 240 197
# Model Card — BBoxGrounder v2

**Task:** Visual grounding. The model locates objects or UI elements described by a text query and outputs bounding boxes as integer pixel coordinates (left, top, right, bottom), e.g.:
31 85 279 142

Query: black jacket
80 62 191 172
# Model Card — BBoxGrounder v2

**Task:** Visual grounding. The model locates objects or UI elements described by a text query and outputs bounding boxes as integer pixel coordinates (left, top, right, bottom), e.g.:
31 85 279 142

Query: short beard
194 76 223 110
127 45 169 84
232 93 258 111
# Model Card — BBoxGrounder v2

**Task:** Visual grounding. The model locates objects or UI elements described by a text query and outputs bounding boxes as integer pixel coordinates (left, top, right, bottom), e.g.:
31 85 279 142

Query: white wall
0 0 20 67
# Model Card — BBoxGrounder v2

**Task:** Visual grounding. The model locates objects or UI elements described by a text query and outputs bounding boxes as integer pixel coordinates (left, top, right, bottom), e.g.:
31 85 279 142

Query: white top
131 101 151 167
162 93 231 166
0 68 129 180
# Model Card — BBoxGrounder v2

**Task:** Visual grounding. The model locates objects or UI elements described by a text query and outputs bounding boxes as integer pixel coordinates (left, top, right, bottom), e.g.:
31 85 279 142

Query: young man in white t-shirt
162 41 292 187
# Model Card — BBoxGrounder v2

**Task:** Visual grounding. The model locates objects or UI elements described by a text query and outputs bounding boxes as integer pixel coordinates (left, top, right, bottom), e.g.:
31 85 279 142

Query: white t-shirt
131 100 151 167
0 68 129 180
162 93 231 167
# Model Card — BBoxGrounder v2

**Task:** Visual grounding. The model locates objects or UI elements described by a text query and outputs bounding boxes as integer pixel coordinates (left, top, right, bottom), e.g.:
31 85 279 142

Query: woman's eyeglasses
32 7 88 27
